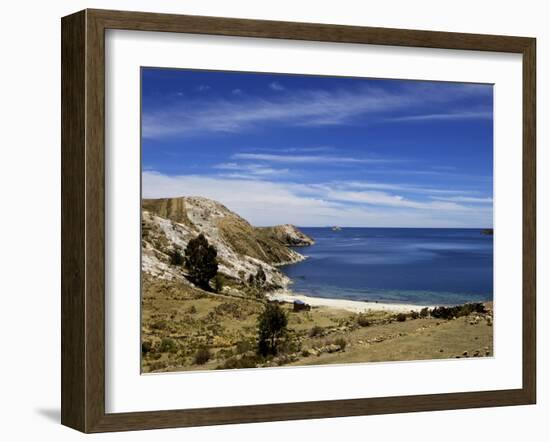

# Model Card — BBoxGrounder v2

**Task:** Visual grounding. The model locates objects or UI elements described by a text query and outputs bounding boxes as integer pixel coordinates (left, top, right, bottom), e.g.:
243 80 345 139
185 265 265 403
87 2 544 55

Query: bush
184 233 218 290
213 274 225 293
170 247 184 266
216 348 234 359
419 307 430 318
150 319 168 330
309 325 324 337
218 354 262 370
395 313 407 322
357 314 371 327
235 340 253 354
159 338 177 353
141 340 152 355
279 338 301 355
257 303 288 356
334 337 347 350
430 303 486 320
410 310 420 320
194 347 211 365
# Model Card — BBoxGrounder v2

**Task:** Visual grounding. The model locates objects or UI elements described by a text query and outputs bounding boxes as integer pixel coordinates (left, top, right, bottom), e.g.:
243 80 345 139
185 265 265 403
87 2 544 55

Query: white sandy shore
267 289 431 313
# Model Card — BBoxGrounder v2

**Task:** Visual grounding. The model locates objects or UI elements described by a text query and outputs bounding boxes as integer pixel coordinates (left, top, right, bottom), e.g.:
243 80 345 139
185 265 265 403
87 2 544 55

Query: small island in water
141 196 493 373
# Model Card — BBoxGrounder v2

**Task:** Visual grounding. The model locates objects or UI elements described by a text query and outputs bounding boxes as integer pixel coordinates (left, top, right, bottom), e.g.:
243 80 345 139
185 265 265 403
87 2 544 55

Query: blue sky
141 68 493 228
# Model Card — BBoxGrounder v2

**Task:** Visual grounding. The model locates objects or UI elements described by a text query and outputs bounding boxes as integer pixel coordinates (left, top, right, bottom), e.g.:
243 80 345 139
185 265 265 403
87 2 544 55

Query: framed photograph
61 9 536 433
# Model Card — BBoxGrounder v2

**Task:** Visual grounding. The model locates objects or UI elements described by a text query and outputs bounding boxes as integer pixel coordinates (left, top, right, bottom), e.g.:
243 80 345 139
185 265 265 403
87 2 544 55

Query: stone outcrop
141 196 313 289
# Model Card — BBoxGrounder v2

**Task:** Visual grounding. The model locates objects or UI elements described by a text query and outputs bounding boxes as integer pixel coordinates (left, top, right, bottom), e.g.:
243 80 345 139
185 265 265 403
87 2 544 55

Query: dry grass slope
141 276 494 373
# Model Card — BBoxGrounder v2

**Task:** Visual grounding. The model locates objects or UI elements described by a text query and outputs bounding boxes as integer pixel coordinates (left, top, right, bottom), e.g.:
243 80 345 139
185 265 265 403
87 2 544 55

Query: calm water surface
280 228 493 306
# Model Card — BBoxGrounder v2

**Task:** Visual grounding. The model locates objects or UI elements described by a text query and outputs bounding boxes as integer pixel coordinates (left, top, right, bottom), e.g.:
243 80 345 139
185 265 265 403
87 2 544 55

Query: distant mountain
141 197 314 289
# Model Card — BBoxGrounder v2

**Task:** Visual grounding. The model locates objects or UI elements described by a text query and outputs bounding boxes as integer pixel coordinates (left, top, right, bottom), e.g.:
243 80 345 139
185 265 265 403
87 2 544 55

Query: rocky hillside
141 197 314 290
257 224 314 247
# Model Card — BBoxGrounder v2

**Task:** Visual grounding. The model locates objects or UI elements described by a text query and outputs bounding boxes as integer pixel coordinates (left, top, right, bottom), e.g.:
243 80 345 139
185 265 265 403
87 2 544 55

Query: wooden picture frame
61 8 536 433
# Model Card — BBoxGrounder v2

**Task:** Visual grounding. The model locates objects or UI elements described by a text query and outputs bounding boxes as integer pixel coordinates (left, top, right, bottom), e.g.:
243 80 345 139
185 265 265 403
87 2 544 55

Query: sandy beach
267 289 431 313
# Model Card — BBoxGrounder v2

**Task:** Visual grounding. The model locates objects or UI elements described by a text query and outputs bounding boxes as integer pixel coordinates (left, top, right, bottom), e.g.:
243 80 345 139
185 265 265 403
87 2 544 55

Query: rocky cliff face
141 197 313 290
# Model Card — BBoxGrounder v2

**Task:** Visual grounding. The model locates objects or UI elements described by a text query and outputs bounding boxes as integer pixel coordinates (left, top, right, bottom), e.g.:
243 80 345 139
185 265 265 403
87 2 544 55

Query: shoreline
267 289 432 313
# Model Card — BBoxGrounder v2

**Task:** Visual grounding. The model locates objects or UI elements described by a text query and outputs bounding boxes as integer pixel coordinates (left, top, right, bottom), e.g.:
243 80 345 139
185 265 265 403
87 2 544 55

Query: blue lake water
280 228 493 306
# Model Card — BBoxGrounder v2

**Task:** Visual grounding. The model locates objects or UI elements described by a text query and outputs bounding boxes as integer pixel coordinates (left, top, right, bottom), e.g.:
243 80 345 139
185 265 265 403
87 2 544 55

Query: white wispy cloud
389 110 492 122
231 153 390 165
430 196 493 204
143 81 492 139
335 180 482 196
257 146 335 153
324 190 469 211
213 162 291 178
143 87 396 138
364 168 492 181
142 171 492 227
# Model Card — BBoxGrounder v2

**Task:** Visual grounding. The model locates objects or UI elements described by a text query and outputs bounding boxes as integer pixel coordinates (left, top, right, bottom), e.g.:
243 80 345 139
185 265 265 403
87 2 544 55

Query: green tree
184 233 218 290
257 303 288 356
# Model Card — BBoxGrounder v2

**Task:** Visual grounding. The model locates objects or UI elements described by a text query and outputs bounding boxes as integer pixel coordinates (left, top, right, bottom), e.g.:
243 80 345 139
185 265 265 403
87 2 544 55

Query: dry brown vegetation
141 275 493 373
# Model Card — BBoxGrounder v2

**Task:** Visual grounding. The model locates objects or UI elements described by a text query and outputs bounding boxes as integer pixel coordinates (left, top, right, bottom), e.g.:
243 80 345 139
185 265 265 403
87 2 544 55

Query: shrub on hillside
194 347 211 365
430 303 486 320
159 337 177 353
170 247 184 266
213 274 225 293
150 319 168 330
357 314 370 327
218 354 262 370
334 337 347 350
395 313 407 322
235 340 253 354
141 340 152 355
309 325 324 337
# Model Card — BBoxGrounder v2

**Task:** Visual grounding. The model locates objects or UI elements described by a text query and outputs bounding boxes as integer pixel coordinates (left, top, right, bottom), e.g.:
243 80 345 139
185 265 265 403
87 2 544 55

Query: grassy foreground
141 277 493 373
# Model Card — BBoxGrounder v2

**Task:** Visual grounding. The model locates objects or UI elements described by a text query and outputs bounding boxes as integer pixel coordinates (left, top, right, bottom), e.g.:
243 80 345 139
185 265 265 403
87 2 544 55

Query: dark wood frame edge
61 9 536 433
